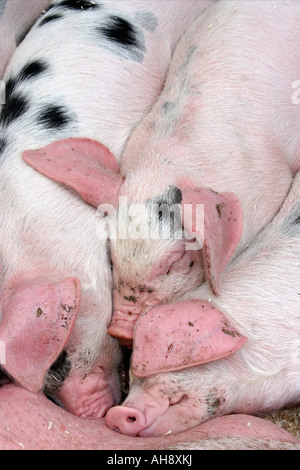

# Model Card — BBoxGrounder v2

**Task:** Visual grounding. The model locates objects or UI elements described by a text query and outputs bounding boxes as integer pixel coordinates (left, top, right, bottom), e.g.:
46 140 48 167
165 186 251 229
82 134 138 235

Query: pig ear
0 277 80 392
23 137 124 207
181 186 243 296
131 300 247 377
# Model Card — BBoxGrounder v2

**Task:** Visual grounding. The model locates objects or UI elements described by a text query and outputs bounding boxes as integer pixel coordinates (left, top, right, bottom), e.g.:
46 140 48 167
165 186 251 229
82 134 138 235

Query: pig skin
0 0 52 78
0 384 299 450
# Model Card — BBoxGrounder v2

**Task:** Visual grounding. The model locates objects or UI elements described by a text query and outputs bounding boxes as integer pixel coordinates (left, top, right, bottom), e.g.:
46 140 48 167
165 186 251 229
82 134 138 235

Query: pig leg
53 365 121 418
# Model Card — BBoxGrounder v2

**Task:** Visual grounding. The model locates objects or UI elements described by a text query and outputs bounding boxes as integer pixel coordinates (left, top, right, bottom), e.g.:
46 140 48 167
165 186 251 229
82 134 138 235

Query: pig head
106 299 247 436
25 138 244 348
105 171 300 437
108 184 243 347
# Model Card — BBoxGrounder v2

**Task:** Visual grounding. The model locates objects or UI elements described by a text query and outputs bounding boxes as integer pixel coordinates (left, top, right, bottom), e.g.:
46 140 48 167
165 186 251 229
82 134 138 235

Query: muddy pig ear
180 185 243 296
131 300 247 377
0 277 80 392
23 137 124 207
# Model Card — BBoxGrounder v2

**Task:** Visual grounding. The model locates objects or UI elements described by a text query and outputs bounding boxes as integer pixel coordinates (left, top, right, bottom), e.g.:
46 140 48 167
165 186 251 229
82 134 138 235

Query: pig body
1 384 300 450
106 170 300 436
0 0 213 415
0 0 52 78
106 0 300 345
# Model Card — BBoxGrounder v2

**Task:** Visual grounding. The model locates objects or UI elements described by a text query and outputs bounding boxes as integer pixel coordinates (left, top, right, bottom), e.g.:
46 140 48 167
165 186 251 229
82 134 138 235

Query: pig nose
105 405 146 436
107 310 136 348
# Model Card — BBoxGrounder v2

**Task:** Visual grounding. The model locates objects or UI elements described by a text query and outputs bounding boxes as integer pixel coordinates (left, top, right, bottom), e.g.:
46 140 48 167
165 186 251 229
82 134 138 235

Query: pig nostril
127 415 136 423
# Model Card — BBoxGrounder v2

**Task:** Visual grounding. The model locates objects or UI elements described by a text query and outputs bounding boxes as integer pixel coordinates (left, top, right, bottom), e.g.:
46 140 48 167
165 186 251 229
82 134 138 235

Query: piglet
0 0 213 416
0 0 52 78
105 170 300 436
104 0 300 345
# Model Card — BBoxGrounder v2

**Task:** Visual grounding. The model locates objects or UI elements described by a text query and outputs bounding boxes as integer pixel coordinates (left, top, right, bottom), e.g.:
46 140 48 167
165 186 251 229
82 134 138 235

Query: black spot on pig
0 0 7 19
56 0 99 10
162 101 176 114
293 214 300 225
4 60 47 97
18 59 48 81
283 209 300 236
98 16 146 63
146 186 183 240
0 60 49 127
0 93 29 126
5 77 18 98
101 17 139 46
38 104 72 129
206 389 224 416
38 13 64 27
16 25 34 46
44 351 71 394
135 11 158 33
151 186 183 207
0 138 7 154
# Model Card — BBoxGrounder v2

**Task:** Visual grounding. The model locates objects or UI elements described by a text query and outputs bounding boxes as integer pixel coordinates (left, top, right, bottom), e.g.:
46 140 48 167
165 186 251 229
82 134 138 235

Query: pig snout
105 385 203 437
107 310 139 348
106 394 170 437
108 282 162 347
105 406 150 437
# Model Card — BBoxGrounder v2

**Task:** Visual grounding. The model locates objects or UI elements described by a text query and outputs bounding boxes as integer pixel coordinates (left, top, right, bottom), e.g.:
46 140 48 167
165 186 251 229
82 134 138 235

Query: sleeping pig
105 169 300 436
106 0 300 345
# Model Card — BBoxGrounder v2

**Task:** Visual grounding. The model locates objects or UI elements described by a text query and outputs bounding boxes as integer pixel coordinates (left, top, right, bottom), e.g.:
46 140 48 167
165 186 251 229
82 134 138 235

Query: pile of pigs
0 0 299 451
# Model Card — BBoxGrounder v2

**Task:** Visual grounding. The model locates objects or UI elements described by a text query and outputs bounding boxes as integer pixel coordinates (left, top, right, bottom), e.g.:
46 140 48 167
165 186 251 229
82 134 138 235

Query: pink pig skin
131 300 247 377
0 0 52 78
105 171 300 437
23 138 124 208
0 384 299 450
0 277 80 393
108 0 300 346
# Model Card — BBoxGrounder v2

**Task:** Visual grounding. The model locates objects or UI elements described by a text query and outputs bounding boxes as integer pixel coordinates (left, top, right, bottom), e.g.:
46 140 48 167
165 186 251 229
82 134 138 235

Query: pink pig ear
23 137 124 207
0 277 80 392
181 186 243 296
131 300 247 377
